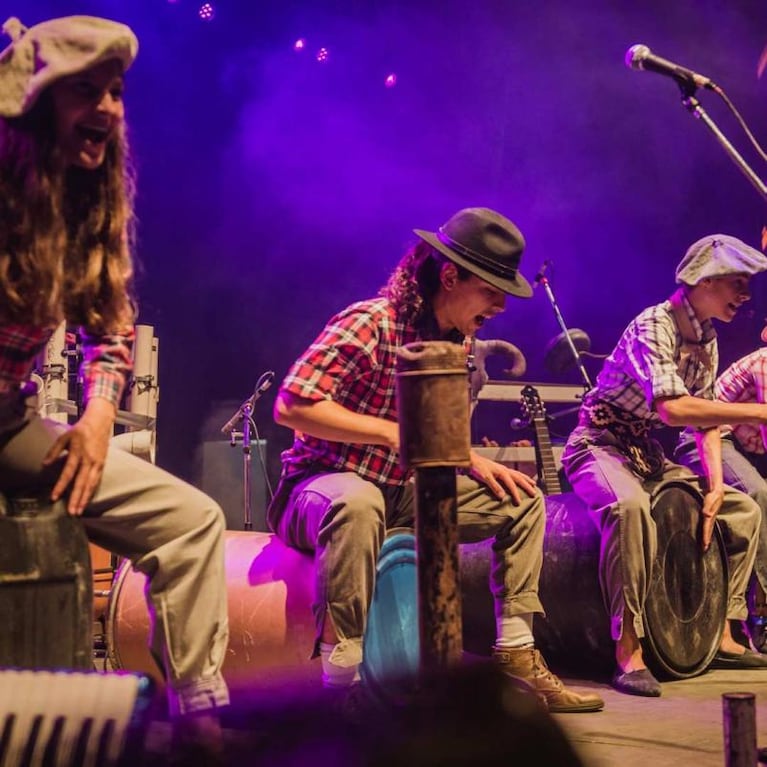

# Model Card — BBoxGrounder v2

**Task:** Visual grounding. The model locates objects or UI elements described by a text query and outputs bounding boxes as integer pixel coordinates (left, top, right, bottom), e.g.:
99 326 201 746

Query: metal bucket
0 496 92 670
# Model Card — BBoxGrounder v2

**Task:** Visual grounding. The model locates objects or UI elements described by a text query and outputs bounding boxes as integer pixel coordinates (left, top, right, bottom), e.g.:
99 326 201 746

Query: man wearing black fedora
267 207 604 713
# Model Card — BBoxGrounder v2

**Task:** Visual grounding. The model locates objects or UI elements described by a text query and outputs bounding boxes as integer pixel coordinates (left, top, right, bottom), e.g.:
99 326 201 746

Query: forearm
274 393 398 450
79 328 134 408
656 395 767 428
694 427 723 491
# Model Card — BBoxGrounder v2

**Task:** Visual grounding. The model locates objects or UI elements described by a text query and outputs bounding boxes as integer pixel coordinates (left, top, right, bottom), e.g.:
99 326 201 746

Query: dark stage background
14 1 767 508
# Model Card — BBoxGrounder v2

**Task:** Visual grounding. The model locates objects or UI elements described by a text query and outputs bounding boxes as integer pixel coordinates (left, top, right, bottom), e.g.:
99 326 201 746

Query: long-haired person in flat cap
563 235 767 698
0 15 229 752
268 207 605 714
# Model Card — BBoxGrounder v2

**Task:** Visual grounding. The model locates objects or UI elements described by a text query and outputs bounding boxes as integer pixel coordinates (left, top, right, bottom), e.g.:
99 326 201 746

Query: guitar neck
531 416 562 495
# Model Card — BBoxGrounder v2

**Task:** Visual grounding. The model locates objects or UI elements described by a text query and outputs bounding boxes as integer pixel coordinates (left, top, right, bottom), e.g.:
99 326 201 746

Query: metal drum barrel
108 482 727 690
462 481 727 679
108 530 424 695
107 531 320 693
642 480 727 677
0 496 93 670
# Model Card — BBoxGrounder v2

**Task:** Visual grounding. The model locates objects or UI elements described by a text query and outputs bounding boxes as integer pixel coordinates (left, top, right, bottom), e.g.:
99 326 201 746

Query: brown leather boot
492 646 604 713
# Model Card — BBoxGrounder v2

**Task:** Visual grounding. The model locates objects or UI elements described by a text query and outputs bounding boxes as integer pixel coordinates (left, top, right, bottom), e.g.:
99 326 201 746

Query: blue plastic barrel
360 530 419 701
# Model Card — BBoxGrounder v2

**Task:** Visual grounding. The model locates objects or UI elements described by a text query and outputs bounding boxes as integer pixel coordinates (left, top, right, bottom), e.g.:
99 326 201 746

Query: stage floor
556 668 767 766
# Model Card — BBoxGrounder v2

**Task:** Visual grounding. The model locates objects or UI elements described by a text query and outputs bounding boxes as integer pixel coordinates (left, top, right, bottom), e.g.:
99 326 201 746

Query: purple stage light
316 47 330 63
293 38 306 52
198 3 215 21
384 73 397 88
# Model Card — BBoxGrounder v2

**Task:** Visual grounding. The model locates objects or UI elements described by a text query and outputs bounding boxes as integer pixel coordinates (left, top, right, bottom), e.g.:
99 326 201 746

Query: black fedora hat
414 207 532 298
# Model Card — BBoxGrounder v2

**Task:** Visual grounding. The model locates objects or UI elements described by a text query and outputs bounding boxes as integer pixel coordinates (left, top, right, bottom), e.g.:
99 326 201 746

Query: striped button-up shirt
716 348 767 454
581 293 718 425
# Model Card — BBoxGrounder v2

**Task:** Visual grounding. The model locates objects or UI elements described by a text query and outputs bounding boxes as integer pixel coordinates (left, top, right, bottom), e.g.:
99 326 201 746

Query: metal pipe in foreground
396 341 471 674
723 692 757 767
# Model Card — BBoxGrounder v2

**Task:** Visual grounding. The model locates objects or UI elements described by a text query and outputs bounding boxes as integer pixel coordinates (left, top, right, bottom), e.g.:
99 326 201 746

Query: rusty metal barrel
0 495 93 670
107 531 319 694
396 341 470 673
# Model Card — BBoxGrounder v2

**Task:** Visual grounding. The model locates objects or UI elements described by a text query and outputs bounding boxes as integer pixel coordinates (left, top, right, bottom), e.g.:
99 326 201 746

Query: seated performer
0 15 229 751
675 332 767 651
267 206 604 713
562 234 767 698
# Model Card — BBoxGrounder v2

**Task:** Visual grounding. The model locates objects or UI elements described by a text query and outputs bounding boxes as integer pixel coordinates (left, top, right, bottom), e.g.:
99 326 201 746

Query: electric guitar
520 384 562 496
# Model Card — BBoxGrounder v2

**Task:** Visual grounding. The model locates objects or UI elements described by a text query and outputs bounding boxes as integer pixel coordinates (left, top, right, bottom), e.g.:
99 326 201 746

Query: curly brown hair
0 89 136 332
380 239 471 324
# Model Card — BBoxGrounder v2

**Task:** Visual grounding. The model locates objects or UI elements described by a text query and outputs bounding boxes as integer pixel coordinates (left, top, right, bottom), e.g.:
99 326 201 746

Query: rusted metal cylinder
415 468 463 671
0 496 93 670
395 341 471 469
723 692 757 767
396 341 471 673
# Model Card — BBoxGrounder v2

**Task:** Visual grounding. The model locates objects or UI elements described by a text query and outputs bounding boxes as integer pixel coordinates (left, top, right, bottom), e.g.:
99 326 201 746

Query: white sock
495 614 535 649
320 642 361 688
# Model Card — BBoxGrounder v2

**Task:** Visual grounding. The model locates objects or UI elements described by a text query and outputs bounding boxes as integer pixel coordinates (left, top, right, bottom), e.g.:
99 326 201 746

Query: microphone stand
221 397 255 531
677 82 767 202
535 271 593 391
220 370 274 531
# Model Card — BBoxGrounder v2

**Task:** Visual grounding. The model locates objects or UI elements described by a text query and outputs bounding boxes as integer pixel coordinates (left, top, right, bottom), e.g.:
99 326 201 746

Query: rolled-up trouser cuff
727 596 749 622
168 673 230 717
327 636 364 667
499 590 543 620
612 612 646 641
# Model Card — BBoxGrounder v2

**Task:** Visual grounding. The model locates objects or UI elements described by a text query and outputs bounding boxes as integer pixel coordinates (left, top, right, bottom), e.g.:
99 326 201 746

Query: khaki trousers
270 470 545 666
0 393 229 716
563 425 760 641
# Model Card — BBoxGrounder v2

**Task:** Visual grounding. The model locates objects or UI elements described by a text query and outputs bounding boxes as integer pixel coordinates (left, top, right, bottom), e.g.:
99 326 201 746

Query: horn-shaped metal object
544 329 592 375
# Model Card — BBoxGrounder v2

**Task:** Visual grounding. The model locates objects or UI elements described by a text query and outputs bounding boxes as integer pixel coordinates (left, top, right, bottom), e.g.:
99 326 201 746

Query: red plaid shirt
280 297 459 486
716 348 767 454
0 323 134 408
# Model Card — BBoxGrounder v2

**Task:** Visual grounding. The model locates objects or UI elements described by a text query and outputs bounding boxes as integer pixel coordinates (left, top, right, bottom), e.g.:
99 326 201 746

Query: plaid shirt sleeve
626 309 690 407
281 303 379 401
717 348 767 453
79 326 135 408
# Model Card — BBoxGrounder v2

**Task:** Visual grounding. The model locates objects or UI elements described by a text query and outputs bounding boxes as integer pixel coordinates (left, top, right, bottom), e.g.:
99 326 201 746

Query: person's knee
318 487 386 545
749 484 767 516
608 494 649 523
177 488 226 539
529 488 545 518
206 499 226 535
740 494 762 536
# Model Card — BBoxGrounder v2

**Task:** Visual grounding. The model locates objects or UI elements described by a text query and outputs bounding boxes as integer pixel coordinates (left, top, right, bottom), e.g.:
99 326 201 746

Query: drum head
643 481 727 679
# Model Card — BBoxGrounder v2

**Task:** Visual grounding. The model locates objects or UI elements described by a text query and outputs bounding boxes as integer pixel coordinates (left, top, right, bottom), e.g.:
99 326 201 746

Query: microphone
533 260 551 288
509 417 529 430
253 370 275 399
220 370 275 434
625 44 714 91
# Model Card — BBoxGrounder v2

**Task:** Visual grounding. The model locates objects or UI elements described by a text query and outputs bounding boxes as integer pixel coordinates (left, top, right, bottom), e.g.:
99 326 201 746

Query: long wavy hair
0 88 136 332
380 239 471 324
